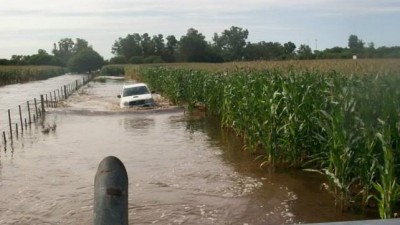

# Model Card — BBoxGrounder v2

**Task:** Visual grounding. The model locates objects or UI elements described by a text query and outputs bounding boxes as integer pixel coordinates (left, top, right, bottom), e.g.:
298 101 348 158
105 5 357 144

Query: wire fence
0 74 95 149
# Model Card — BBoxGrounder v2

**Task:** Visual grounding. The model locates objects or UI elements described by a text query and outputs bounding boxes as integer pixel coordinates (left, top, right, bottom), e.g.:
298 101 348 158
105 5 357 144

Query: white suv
118 83 156 108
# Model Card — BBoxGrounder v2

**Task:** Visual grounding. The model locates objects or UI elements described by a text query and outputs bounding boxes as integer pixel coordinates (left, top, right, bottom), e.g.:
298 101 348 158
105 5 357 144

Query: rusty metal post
94 156 128 225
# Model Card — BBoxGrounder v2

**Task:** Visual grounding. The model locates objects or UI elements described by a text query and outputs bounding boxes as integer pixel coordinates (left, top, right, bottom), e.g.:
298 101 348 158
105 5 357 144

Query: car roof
123 83 148 88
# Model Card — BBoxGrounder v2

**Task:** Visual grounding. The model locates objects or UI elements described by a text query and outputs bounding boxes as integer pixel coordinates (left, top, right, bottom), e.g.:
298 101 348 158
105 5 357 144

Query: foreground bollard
94 156 128 225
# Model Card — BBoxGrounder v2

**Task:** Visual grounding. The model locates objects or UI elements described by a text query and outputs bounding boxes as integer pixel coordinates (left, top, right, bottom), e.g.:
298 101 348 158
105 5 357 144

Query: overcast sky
0 0 399 59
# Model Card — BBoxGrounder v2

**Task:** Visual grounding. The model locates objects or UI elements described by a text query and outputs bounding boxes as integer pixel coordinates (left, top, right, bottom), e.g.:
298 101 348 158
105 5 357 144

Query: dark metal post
94 156 128 225
50 92 53 108
40 95 45 114
54 90 57 107
76 80 78 90
15 123 18 139
3 131 6 145
19 105 23 132
8 109 12 142
34 98 38 117
64 85 68 99
46 94 48 107
27 101 31 125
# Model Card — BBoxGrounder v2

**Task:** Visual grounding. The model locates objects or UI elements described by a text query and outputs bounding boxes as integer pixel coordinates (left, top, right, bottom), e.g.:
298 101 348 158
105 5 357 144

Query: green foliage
0 66 67 86
213 26 249 61
100 65 125 76
137 66 400 216
129 56 144 64
178 28 208 62
67 48 104 73
110 56 128 64
143 55 164 64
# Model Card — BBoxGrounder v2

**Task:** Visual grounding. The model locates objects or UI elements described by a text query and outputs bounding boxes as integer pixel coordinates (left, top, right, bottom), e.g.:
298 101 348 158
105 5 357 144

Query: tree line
0 38 104 73
1 26 399 71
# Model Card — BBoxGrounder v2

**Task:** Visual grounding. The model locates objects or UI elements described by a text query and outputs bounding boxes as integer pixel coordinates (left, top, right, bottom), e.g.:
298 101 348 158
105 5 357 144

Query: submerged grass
0 65 67 86
125 59 400 217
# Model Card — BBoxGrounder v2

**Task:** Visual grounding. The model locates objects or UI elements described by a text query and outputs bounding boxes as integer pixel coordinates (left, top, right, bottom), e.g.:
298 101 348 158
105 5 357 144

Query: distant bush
110 56 128 64
101 65 125 76
143 55 165 64
129 56 144 64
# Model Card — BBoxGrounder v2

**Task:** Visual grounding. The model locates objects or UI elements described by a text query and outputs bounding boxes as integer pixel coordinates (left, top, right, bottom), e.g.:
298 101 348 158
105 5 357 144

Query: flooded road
0 78 369 224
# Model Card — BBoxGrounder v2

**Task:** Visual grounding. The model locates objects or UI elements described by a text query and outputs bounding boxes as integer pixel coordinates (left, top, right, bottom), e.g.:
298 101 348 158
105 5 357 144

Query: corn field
131 61 400 218
0 66 67 86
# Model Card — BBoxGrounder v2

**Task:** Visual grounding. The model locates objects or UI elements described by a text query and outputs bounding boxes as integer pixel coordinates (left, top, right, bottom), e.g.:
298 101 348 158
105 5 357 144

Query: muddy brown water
0 77 370 224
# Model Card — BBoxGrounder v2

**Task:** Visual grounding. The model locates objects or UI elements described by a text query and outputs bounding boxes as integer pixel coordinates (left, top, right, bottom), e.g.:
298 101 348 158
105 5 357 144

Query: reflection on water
0 78 370 225
121 117 155 131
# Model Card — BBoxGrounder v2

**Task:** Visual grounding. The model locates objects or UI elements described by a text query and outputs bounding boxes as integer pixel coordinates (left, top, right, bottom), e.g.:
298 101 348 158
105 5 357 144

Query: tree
73 38 91 53
152 34 165 57
178 28 208 62
67 48 104 73
283 42 296 59
141 33 155 57
111 33 143 61
297 44 314 59
52 38 75 63
213 26 249 61
28 50 63 66
164 35 178 62
348 35 365 49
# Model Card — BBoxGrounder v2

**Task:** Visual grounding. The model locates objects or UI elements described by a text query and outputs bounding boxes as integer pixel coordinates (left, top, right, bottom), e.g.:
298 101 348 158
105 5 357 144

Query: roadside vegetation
0 65 67 86
127 59 400 218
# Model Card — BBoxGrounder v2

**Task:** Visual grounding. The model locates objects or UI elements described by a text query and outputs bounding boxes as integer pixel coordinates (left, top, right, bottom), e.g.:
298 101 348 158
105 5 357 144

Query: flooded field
0 78 369 224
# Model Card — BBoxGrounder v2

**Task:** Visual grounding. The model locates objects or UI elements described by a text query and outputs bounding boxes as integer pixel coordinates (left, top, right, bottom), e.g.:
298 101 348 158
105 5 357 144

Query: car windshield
123 86 150 97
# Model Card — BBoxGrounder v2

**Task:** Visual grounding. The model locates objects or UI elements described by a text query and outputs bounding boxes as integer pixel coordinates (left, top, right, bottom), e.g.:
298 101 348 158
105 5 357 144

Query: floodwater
0 74 86 131
0 77 369 224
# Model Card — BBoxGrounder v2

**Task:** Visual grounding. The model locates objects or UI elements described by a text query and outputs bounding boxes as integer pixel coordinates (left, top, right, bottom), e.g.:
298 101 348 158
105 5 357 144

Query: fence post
34 98 38 117
19 105 23 132
50 92 53 108
64 85 68 99
15 123 18 139
54 90 57 107
46 94 48 107
40 95 45 114
27 101 31 125
76 80 79 90
58 89 61 101
8 109 13 142
3 131 6 145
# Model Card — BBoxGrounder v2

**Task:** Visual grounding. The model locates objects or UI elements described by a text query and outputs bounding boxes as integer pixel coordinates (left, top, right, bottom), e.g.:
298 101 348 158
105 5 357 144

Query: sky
0 0 399 60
